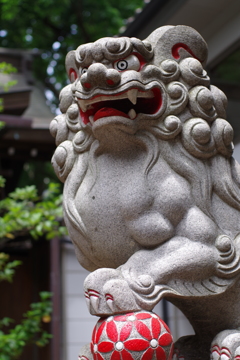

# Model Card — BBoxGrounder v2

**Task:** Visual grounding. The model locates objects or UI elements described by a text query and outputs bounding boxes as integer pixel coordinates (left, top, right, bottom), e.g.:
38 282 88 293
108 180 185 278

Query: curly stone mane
50 58 240 241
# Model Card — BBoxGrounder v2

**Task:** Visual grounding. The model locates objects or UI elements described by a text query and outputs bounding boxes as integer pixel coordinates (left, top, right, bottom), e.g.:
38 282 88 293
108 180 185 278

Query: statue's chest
74 152 191 266
76 152 190 234
74 152 155 266
76 152 153 220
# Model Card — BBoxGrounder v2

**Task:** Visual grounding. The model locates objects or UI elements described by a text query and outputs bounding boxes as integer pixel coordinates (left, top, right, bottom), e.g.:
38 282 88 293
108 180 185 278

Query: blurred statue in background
50 25 240 360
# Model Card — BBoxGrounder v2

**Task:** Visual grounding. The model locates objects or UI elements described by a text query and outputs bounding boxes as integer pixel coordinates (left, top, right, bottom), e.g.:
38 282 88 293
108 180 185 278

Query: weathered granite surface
50 25 240 360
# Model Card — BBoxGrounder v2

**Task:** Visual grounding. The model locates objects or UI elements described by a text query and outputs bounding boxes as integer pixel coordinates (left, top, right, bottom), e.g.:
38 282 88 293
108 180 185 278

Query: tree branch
71 0 92 43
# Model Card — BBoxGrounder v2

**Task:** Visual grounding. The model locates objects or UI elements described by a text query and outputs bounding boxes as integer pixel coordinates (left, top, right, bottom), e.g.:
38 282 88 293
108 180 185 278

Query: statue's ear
65 50 78 83
145 25 208 67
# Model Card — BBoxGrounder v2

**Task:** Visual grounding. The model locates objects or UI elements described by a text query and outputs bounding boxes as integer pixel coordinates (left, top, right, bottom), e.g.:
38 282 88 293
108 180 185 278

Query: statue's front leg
84 235 219 316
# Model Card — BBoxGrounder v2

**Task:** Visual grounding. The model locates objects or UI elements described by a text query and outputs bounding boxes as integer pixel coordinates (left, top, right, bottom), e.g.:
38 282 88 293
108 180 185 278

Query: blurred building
0 48 57 360
0 47 55 193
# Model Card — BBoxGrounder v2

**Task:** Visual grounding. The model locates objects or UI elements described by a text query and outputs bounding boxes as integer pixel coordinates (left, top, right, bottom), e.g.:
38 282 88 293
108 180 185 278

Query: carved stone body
50 26 240 359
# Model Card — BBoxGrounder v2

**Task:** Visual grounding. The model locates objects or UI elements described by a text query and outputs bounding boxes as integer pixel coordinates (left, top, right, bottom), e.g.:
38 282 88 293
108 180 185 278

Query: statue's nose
80 63 121 89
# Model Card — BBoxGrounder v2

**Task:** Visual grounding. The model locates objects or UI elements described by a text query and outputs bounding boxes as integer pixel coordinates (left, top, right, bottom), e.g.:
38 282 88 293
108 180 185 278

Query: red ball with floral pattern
91 311 174 360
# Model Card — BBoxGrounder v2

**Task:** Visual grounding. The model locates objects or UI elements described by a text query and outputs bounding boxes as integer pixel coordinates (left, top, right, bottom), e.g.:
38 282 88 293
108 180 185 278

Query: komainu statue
50 25 240 360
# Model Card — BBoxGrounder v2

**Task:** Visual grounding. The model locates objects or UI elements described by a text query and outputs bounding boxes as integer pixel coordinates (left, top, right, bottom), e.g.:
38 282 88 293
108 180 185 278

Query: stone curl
179 57 210 87
181 117 234 159
51 140 76 182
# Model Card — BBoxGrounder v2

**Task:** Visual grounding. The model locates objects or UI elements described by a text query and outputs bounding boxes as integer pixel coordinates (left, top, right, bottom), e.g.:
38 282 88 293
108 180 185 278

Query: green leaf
0 176 6 188
0 318 13 328
0 253 21 282
0 62 17 75
39 291 52 301
9 185 38 201
0 292 52 358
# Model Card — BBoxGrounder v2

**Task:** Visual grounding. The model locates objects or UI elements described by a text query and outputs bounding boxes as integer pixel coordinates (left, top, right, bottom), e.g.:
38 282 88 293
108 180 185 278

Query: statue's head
65 25 210 134
51 25 231 158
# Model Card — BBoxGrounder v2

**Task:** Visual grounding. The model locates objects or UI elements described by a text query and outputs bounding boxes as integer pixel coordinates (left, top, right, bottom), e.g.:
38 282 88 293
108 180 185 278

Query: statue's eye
115 60 128 71
114 55 141 72
81 68 88 75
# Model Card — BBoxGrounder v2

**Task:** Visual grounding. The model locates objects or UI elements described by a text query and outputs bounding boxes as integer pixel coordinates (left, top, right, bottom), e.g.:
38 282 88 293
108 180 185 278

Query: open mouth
76 88 162 125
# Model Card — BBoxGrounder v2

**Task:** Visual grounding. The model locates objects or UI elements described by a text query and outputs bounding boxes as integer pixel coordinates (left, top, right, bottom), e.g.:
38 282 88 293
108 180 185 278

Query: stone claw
84 267 141 316
78 344 93 360
211 330 240 360
105 293 114 311
85 289 101 312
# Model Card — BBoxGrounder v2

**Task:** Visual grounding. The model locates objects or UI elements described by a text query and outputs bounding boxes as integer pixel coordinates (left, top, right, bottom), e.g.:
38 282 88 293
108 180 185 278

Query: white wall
61 242 97 360
166 303 194 341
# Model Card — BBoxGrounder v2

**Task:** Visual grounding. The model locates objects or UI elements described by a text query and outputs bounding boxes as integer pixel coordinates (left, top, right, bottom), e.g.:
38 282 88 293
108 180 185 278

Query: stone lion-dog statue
50 25 240 360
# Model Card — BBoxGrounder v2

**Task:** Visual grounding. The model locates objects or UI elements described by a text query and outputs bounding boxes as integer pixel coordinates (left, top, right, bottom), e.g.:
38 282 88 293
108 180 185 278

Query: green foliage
0 260 52 360
0 62 17 92
0 178 61 359
0 176 6 188
0 62 17 74
0 292 52 360
0 253 21 282
0 61 17 112
0 53 60 358
0 0 144 107
0 182 67 242
0 121 6 131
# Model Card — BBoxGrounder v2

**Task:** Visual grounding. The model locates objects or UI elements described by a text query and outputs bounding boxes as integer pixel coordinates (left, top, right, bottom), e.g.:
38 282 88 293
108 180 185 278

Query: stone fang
89 115 94 125
128 109 137 119
78 99 87 112
127 89 138 105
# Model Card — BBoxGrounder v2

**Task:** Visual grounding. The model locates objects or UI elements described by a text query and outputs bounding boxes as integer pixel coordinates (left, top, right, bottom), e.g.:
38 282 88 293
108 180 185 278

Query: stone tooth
127 89 138 105
78 99 87 112
128 108 137 120
89 115 94 125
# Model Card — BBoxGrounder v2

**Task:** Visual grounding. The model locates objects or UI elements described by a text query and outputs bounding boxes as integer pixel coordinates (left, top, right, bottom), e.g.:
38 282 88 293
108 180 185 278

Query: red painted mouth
79 88 162 125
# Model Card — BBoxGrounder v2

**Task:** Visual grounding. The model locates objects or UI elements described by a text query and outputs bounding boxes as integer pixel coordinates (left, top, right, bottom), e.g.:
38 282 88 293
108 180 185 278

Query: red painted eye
69 68 78 82
114 54 140 72
80 68 88 75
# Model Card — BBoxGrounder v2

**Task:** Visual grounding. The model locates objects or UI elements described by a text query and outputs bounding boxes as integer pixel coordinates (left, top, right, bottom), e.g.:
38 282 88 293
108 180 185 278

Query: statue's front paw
78 344 93 360
211 330 240 360
84 268 141 316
